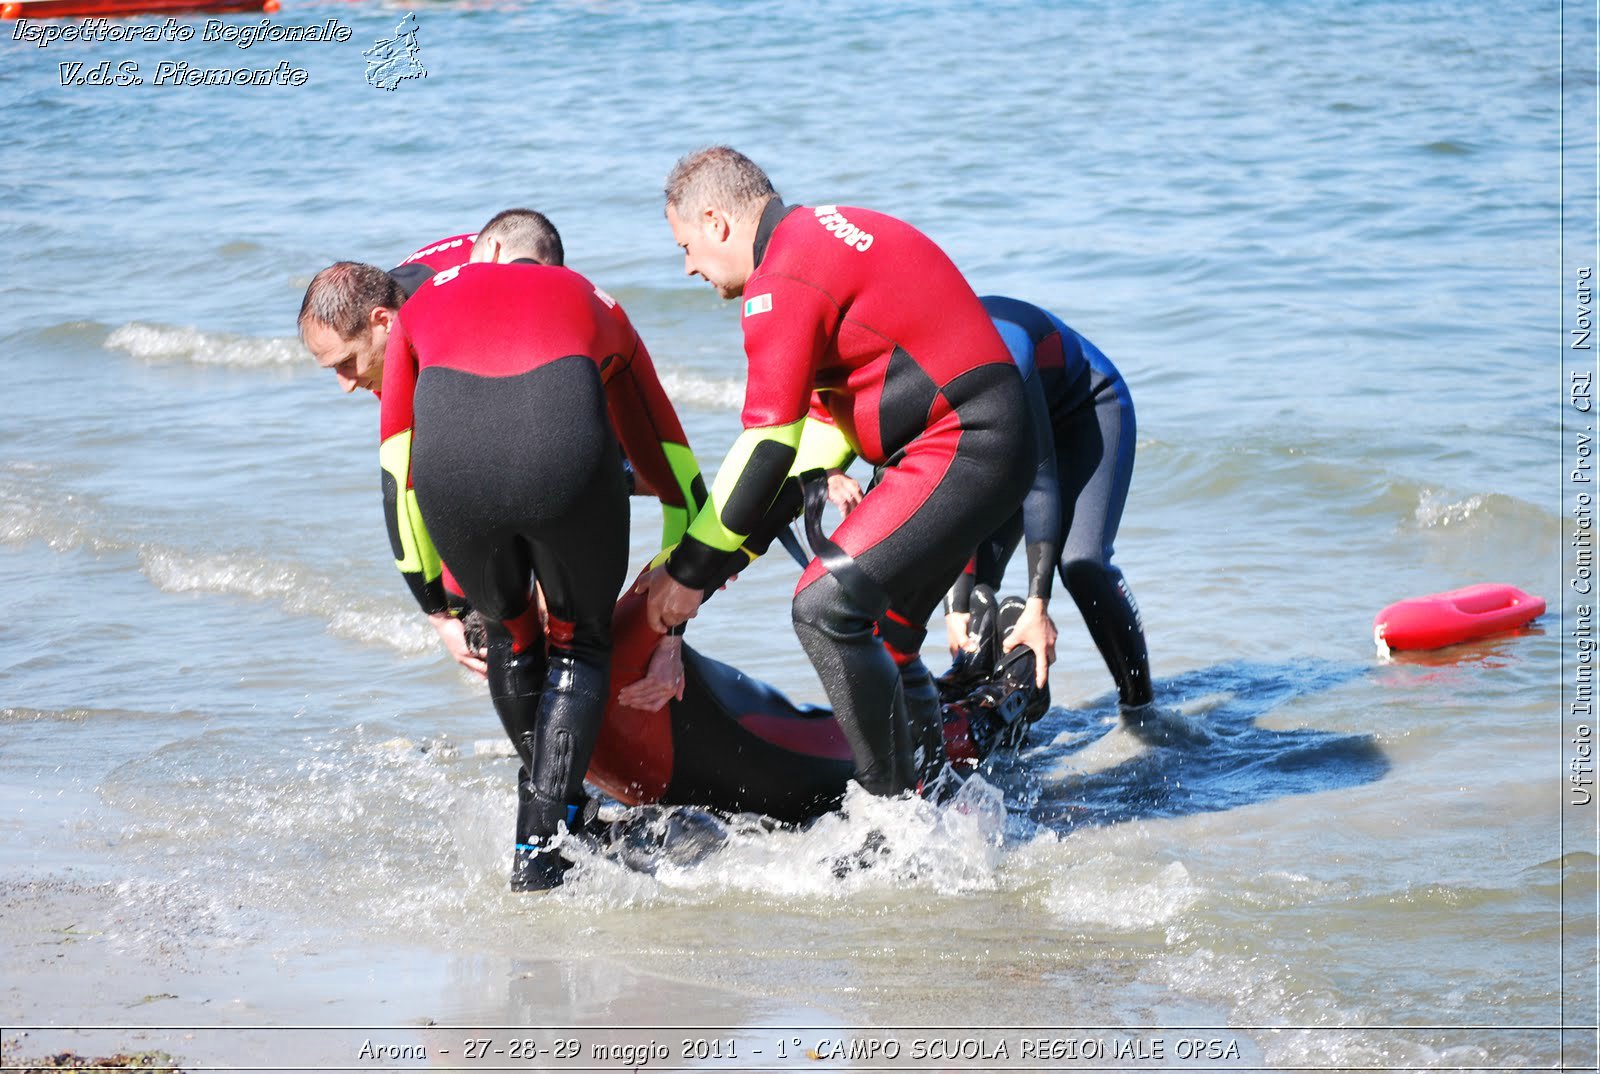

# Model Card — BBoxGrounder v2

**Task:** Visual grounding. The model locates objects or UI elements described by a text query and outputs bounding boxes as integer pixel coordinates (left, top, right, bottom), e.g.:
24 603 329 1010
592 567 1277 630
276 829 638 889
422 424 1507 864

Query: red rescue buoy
1374 583 1545 652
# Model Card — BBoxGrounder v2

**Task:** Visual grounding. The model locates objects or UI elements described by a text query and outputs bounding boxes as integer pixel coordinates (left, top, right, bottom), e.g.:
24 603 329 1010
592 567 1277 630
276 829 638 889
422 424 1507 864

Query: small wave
0 469 432 654
1028 844 1202 930
0 467 116 552
657 367 744 411
0 706 207 725
32 320 114 346
139 548 434 654
1409 488 1490 528
0 707 91 723
104 322 304 368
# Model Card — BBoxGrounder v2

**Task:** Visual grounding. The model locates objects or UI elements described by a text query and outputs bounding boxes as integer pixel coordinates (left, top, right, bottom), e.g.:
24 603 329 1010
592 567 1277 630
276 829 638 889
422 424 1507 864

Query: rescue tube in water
1373 583 1545 652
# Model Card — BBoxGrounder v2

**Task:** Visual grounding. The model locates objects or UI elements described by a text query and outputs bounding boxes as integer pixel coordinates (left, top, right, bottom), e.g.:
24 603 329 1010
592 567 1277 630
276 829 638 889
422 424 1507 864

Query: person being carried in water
584 573 1050 827
640 146 1034 799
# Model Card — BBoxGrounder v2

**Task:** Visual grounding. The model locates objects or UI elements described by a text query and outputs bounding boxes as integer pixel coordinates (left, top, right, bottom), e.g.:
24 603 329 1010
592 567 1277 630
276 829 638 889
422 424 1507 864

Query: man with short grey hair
299 230 485 670
641 146 1036 798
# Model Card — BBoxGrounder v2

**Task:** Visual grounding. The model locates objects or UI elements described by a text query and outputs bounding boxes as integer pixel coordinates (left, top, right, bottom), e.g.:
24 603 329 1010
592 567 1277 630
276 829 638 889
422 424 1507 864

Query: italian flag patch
743 293 773 317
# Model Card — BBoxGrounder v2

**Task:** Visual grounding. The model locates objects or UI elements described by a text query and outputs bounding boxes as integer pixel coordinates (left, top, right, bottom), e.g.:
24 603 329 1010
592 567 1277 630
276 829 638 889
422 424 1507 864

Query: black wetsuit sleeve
387 262 437 301
945 558 978 615
1019 365 1062 602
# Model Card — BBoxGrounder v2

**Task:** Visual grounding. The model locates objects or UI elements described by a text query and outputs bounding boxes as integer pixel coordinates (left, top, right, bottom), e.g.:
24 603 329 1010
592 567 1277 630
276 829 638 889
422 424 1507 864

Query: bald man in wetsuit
640 146 1034 799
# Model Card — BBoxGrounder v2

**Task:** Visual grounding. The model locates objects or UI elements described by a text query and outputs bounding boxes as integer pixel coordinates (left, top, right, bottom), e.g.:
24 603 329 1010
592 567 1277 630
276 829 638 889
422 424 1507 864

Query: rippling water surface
1 0 1590 1068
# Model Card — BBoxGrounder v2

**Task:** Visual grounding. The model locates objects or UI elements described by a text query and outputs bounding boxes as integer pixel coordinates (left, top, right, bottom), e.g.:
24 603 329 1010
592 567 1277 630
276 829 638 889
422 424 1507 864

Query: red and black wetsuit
381 260 702 844
385 234 706 614
667 199 1033 796
375 234 478 611
395 231 478 277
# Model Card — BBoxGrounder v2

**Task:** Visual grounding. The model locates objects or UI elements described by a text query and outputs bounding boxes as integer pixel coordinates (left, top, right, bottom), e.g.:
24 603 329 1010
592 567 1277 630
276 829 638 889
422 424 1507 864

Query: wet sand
1 874 825 1071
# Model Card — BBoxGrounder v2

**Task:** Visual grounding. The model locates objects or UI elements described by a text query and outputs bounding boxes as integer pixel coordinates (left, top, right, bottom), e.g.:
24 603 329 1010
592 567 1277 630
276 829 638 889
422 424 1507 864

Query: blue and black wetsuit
945 296 1153 708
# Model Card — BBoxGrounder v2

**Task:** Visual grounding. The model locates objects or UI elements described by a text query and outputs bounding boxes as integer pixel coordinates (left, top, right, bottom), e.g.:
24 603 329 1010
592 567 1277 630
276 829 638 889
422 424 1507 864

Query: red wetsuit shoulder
742 203 1010 463
395 262 633 380
398 233 477 271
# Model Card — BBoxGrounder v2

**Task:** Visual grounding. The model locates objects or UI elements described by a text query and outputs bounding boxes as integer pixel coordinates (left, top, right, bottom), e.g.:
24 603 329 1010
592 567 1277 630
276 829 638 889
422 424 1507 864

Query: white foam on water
0 469 114 552
1411 488 1487 528
138 548 434 654
1041 854 1201 930
104 321 304 368
107 874 264 964
326 607 436 654
564 776 1010 904
104 729 502 939
656 367 745 411
0 468 433 656
0 707 93 723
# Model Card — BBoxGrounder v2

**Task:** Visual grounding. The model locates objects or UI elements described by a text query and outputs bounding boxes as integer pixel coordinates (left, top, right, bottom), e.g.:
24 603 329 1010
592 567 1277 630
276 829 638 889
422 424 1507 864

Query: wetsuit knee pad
792 569 886 642
526 652 609 821
486 632 549 768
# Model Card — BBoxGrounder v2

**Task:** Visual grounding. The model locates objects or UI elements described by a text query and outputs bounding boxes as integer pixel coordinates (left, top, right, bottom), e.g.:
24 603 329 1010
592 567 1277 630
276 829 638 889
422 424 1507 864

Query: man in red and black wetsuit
300 230 484 394
298 227 490 673
300 216 704 685
383 223 703 890
642 146 1034 798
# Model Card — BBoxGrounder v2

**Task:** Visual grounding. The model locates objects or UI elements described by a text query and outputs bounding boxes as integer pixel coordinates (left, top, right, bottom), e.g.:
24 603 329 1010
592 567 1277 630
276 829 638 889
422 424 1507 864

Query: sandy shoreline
1 872 826 1071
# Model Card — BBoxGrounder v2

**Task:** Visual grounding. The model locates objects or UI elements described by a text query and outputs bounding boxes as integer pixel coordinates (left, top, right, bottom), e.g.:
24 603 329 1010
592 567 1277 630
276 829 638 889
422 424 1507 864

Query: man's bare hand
429 612 488 679
825 469 863 519
1000 597 1056 689
617 635 685 710
635 564 704 633
944 610 973 657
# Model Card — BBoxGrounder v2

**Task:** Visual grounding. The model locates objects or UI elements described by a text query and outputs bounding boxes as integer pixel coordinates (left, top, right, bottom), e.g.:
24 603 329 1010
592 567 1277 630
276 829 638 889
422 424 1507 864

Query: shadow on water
584 661 1389 875
985 660 1388 834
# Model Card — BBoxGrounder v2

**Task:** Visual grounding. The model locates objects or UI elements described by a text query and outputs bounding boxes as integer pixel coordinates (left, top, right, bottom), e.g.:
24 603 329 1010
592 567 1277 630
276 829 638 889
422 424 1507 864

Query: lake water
1 0 1595 1069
